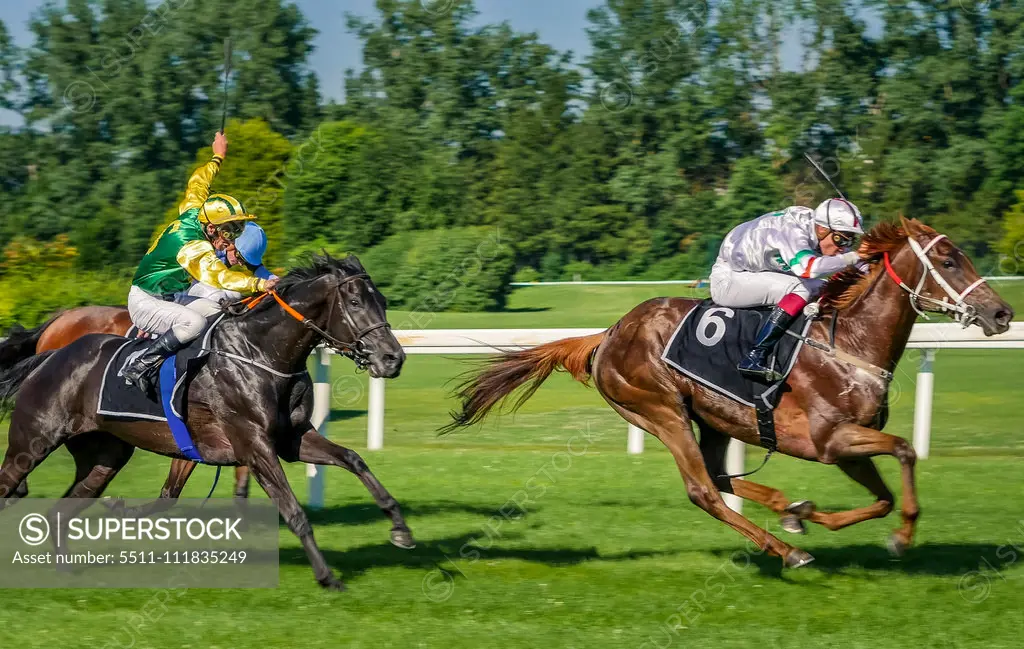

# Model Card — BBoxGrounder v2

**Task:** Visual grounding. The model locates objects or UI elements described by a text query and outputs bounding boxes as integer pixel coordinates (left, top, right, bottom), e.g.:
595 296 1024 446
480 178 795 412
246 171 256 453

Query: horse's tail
0 315 60 371
0 351 57 422
443 332 606 433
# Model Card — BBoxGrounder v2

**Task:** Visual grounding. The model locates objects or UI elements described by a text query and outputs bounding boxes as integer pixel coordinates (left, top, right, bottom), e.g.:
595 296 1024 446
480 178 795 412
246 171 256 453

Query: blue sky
0 0 807 127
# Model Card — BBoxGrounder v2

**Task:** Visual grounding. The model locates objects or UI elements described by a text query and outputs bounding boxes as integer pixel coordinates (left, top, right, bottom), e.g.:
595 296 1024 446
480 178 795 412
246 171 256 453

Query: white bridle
883 234 987 327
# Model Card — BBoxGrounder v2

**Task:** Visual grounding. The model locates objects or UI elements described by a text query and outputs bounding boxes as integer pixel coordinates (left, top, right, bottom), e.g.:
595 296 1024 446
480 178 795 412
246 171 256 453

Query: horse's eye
942 259 956 269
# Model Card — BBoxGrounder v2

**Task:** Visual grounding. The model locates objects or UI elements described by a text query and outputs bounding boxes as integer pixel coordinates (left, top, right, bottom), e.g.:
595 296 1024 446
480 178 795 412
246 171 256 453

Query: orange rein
240 290 308 324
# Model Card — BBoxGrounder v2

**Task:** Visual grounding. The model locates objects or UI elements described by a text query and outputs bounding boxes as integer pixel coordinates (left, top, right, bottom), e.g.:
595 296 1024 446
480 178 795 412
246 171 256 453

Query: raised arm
178 132 228 215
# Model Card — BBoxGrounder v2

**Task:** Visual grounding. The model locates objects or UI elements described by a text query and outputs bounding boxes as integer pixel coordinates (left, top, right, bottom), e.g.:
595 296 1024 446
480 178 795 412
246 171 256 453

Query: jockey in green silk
123 132 279 395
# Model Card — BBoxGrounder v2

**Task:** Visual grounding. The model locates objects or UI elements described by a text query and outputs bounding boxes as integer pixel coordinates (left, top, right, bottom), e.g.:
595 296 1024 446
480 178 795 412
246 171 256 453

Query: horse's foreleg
802 458 894 531
104 459 198 518
822 423 918 555
248 441 342 590
698 425 890 534
615 401 811 568
294 428 414 549
233 466 250 499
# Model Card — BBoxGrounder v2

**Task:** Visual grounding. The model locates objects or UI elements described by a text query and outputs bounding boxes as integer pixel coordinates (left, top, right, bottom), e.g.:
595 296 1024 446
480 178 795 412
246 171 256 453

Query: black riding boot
121 330 188 397
737 306 796 383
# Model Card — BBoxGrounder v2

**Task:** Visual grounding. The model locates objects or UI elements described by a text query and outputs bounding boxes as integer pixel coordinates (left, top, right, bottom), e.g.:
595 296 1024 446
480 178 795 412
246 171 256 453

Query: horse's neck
835 246 921 372
216 303 320 375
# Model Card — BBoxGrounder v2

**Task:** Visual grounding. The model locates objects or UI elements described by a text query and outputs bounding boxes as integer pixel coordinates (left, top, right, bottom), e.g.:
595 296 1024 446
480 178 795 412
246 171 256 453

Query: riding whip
803 152 848 201
804 152 849 231
220 36 233 134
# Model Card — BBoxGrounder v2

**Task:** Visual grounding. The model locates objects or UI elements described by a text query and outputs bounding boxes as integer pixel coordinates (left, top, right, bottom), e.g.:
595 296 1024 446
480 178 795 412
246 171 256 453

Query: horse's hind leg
291 428 414 549
697 423 813 534
1 479 31 510
0 416 67 508
612 401 810 567
50 433 135 562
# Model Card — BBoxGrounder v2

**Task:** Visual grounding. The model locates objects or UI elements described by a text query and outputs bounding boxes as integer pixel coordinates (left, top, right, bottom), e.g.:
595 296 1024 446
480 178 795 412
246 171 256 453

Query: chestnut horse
0 306 251 500
446 219 1014 567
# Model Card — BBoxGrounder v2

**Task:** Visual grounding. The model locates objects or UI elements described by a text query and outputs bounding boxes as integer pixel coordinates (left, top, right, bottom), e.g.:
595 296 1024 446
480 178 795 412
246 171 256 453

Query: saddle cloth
97 316 224 460
661 299 813 410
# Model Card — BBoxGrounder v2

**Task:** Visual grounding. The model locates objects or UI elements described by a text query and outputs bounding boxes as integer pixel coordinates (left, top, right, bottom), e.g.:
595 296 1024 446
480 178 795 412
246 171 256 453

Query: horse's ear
898 212 915 234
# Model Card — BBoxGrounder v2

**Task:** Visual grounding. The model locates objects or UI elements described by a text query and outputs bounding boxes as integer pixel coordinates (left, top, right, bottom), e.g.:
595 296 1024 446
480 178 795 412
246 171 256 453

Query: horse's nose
382 352 404 372
994 307 1014 329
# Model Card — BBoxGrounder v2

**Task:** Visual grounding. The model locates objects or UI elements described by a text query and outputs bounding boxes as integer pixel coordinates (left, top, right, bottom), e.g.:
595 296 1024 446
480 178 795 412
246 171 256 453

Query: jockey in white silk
710 198 865 382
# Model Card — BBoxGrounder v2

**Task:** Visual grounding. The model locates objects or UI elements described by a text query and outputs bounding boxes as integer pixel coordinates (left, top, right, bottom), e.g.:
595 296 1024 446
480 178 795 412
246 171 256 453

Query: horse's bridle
244 273 390 370
883 234 987 327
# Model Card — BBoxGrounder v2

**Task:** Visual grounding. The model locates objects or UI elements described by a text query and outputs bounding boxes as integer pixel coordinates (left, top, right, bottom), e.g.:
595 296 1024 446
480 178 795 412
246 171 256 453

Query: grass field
1 282 1023 648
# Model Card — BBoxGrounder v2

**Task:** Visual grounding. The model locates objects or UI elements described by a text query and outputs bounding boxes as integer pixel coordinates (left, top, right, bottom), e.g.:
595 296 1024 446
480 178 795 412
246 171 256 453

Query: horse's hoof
101 497 127 514
784 549 815 569
318 575 346 591
391 529 416 550
785 500 816 518
887 534 908 557
780 514 807 535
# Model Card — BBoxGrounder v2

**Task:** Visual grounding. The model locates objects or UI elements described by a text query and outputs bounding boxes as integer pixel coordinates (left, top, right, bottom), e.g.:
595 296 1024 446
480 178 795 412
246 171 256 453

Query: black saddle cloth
97 315 223 421
661 299 812 409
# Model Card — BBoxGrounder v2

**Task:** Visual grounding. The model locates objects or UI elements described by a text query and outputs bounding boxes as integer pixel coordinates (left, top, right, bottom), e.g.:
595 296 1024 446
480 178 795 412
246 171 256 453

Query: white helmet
814 198 864 235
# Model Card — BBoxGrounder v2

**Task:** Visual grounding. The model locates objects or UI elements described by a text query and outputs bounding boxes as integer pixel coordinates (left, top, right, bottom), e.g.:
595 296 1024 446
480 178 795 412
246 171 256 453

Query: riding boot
121 329 188 397
737 306 797 383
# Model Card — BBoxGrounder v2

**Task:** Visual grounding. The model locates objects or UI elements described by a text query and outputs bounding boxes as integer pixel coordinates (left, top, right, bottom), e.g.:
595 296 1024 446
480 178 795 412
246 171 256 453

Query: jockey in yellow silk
123 132 278 395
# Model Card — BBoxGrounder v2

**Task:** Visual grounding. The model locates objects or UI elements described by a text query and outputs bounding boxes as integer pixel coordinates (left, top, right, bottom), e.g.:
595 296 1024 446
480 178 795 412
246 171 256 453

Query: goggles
830 230 856 249
216 221 246 241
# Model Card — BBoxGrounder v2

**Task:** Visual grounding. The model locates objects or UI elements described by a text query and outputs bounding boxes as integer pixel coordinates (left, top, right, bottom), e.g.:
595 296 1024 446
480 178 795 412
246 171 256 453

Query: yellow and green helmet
199 193 258 226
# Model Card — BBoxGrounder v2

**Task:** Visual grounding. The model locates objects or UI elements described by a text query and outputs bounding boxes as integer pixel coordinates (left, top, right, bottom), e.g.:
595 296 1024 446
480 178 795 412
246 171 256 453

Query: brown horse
0 306 251 500
446 219 1014 567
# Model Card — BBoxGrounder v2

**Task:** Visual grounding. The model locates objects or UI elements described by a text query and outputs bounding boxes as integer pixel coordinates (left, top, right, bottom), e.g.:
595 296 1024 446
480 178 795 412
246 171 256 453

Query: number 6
696 308 735 347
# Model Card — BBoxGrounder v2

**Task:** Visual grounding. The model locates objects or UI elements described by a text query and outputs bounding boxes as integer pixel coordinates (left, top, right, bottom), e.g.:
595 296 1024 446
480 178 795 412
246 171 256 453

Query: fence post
308 346 331 509
723 440 745 514
627 424 645 454
367 376 386 451
912 348 937 460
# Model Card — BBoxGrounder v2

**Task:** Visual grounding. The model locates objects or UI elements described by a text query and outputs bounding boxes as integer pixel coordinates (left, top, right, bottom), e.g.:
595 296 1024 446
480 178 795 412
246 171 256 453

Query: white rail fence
307 322 1024 511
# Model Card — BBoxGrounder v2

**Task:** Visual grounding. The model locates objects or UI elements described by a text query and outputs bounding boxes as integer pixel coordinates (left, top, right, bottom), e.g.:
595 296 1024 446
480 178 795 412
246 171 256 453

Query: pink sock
778 293 808 316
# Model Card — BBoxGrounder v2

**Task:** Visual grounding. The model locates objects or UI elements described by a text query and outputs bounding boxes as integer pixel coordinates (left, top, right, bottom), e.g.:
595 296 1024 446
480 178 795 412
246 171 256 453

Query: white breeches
709 261 825 308
127 285 221 342
179 281 243 305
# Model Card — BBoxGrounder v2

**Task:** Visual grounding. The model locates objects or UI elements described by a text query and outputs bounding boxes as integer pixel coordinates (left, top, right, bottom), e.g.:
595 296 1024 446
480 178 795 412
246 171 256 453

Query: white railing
511 276 1024 287
307 322 1024 512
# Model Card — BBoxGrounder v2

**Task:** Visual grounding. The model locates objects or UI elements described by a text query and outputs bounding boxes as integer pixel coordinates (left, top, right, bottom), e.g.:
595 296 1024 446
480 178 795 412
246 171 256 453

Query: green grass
2 282 1024 648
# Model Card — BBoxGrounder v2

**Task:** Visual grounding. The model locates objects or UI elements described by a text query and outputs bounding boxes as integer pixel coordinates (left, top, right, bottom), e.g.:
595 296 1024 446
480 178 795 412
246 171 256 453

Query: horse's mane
818 218 936 311
226 253 367 317
276 253 366 292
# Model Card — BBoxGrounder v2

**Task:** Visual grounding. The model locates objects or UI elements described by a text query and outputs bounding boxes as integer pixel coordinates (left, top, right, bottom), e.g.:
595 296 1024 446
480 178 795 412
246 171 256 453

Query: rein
883 234 986 327
237 273 390 372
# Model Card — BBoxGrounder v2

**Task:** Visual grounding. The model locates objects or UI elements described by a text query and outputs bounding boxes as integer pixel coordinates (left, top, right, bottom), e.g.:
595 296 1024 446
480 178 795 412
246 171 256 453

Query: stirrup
738 358 782 383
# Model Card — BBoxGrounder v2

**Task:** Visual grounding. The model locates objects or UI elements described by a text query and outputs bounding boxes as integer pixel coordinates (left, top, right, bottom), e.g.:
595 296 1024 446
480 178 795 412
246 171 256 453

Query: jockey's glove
840 251 861 266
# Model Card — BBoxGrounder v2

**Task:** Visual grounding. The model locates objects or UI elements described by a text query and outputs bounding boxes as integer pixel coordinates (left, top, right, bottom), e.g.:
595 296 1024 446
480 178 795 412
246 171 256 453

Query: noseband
883 234 987 327
243 273 391 370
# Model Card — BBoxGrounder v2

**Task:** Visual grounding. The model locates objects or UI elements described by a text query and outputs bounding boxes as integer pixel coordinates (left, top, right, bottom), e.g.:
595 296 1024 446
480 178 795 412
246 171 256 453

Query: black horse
0 254 413 590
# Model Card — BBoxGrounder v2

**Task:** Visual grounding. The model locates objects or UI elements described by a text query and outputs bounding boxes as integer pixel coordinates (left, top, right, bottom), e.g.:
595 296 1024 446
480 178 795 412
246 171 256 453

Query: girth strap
784 329 893 382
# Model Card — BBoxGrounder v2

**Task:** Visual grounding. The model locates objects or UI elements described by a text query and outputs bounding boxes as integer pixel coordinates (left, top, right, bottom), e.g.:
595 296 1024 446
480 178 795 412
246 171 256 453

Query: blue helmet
234 222 268 267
